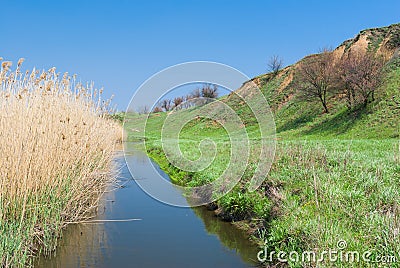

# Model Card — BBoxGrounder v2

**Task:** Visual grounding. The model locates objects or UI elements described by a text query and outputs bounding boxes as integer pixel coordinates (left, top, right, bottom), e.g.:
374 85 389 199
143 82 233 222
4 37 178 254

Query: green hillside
237 23 400 140
125 23 400 267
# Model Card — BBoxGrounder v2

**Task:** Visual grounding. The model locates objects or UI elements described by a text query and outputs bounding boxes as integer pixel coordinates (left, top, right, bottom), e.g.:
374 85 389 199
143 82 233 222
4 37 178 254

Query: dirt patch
377 35 396 61
332 45 345 62
277 71 293 93
349 33 369 54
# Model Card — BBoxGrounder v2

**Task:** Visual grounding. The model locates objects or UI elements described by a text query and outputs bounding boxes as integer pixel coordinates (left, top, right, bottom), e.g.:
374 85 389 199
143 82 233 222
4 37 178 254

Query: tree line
146 84 218 114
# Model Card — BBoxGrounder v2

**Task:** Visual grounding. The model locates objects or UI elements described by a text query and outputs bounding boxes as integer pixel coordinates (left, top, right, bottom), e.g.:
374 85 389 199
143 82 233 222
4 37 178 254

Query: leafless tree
296 50 336 113
337 59 357 109
173 96 184 109
268 55 284 75
161 99 172 111
138 105 150 114
201 84 218 99
181 94 191 109
152 106 163 113
154 84 219 112
339 51 385 108
191 88 201 98
187 88 202 106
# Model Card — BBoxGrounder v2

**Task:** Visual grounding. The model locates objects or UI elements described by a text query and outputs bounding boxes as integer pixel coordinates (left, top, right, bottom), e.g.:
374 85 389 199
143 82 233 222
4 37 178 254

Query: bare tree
337 59 356 110
155 84 219 112
161 99 172 111
268 55 283 75
182 94 192 109
191 88 201 98
138 105 150 114
296 50 336 113
201 84 218 99
152 106 163 113
187 88 202 106
173 96 184 109
339 51 385 108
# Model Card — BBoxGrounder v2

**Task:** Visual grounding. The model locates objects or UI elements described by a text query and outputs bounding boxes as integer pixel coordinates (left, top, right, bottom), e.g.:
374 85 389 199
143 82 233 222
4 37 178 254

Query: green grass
260 139 399 266
0 189 65 266
0 171 115 267
124 59 400 267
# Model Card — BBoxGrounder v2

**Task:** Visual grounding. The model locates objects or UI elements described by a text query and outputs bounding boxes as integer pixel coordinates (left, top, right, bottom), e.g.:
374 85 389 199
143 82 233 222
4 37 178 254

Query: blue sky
1 0 399 110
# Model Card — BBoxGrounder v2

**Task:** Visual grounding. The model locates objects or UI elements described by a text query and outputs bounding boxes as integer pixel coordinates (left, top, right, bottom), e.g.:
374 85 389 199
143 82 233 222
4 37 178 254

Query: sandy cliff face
240 23 400 106
337 23 400 60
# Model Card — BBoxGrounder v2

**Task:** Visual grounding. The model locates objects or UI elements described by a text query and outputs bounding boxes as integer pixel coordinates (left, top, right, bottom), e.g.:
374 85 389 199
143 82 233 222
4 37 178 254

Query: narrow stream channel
36 143 260 267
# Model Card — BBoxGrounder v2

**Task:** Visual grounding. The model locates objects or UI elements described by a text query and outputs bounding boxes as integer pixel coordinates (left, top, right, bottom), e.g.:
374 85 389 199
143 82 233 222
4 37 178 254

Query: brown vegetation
152 84 219 113
338 51 385 108
0 59 121 266
296 49 337 113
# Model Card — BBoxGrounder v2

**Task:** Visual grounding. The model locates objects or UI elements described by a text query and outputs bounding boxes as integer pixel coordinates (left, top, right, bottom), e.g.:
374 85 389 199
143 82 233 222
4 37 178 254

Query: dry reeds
0 58 121 267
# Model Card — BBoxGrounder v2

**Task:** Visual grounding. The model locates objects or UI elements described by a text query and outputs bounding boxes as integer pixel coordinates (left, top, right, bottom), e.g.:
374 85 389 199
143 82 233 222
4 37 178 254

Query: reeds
0 59 121 267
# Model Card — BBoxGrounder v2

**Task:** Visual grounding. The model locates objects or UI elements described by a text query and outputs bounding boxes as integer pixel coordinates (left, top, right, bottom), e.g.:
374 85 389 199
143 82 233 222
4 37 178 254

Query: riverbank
0 63 121 267
141 137 400 266
124 106 399 267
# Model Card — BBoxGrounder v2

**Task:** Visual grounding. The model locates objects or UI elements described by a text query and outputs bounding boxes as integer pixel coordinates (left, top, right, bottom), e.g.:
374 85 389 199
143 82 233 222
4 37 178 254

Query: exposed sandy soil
349 33 369 53
277 71 293 93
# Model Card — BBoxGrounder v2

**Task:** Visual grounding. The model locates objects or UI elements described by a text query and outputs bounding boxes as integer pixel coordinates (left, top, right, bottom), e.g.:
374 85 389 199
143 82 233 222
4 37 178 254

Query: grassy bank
0 61 121 267
124 57 399 266
126 110 399 263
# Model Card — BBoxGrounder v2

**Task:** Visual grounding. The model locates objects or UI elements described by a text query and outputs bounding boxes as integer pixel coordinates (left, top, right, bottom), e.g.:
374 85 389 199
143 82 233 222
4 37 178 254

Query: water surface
36 143 259 267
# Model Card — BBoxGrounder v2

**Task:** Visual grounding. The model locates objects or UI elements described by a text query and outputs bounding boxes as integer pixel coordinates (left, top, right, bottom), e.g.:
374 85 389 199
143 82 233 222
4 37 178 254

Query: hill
237 22 400 139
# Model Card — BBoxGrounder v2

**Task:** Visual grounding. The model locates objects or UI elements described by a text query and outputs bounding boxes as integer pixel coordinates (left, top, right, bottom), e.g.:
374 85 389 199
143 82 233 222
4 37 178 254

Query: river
36 143 260 267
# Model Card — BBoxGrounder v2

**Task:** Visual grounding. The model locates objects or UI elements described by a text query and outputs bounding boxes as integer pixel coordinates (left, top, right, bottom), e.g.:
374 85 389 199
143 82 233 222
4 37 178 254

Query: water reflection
36 144 259 267
35 186 116 267
193 207 259 265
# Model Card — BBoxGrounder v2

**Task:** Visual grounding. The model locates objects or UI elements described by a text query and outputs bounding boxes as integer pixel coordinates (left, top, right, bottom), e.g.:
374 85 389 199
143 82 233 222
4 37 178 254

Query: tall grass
0 59 121 267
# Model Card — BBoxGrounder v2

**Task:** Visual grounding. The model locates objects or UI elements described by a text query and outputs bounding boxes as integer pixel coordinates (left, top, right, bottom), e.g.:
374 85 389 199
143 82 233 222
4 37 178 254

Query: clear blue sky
1 0 399 110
